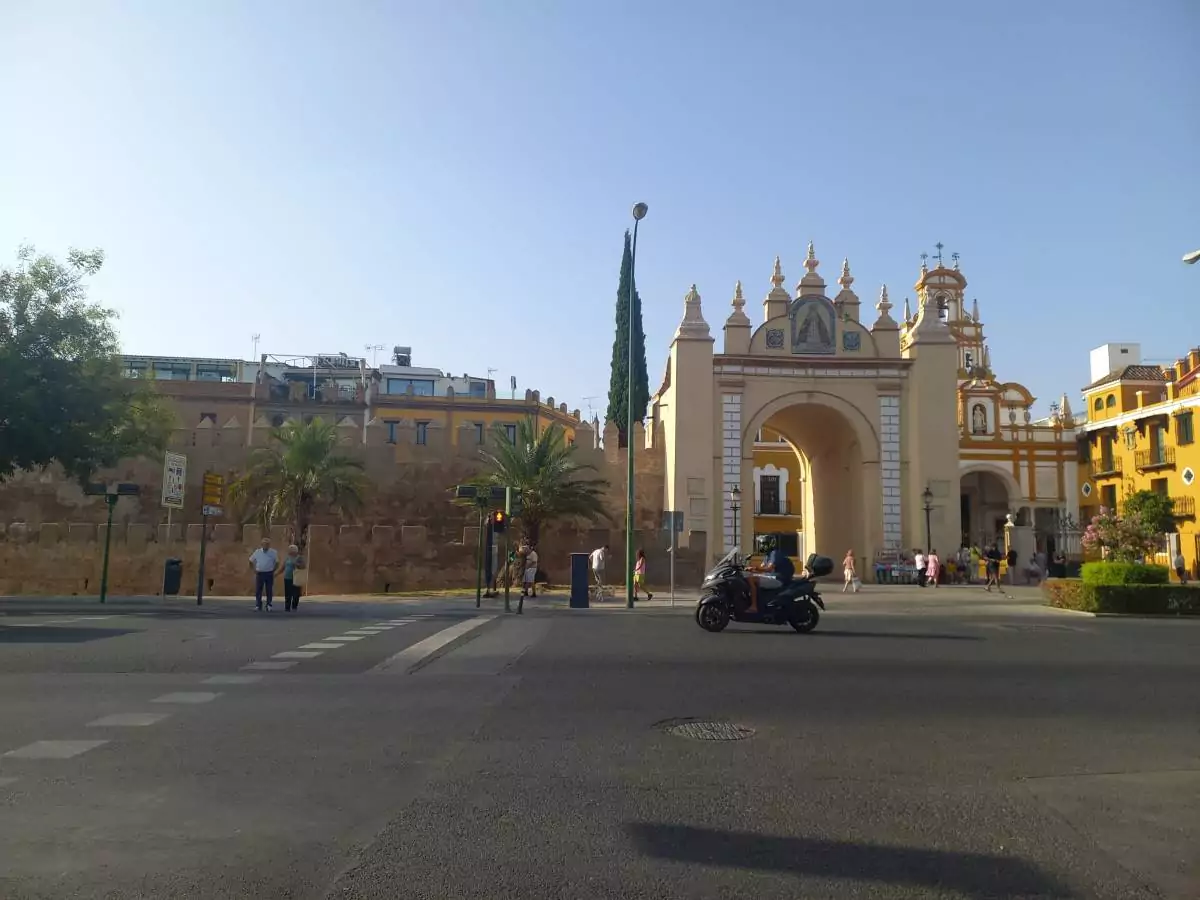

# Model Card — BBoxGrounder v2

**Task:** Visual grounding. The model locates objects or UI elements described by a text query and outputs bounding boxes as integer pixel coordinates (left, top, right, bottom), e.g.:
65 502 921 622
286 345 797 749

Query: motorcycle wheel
789 601 819 633
696 601 730 633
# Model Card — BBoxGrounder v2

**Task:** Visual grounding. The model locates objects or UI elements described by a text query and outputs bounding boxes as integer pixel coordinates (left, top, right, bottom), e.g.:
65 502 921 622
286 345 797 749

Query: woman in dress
926 548 941 588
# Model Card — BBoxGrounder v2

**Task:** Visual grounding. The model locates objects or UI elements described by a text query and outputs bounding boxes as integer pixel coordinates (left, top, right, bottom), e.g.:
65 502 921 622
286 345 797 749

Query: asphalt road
1 588 1197 899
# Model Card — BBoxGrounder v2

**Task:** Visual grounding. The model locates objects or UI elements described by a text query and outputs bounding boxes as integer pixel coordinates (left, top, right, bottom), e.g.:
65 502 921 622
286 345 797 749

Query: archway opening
959 469 1011 549
752 404 864 563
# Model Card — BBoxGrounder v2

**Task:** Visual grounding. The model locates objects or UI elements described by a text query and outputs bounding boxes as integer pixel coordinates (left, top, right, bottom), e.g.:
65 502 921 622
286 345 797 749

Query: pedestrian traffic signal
492 510 508 533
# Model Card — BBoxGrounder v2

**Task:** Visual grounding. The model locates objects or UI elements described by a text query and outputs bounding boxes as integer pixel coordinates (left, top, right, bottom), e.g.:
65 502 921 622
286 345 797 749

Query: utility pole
503 487 513 613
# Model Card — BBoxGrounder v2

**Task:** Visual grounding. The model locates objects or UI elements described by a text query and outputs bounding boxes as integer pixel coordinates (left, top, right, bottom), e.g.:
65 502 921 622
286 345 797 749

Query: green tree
1122 489 1175 535
0 245 174 483
605 230 649 447
474 417 609 543
228 419 368 552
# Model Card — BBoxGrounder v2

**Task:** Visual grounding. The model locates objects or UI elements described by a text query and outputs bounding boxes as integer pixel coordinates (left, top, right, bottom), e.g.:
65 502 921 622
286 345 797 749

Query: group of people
589 544 654 600
247 538 305 611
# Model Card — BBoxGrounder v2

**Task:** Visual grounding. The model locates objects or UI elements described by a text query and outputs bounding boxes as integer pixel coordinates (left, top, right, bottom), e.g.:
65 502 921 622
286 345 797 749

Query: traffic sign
201 472 225 508
202 504 224 517
162 452 187 509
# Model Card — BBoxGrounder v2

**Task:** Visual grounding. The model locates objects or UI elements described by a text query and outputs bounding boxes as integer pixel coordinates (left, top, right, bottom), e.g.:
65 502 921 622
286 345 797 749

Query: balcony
1089 457 1122 478
1172 496 1196 518
755 500 795 517
1134 446 1175 471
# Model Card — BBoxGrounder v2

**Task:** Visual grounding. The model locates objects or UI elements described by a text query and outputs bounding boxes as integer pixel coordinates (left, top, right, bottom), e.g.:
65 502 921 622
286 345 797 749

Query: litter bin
569 552 590 608
162 557 183 595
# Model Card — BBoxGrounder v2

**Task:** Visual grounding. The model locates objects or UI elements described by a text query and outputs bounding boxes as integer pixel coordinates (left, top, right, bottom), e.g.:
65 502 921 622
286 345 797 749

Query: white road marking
340 631 379 636
299 642 344 650
356 627 393 632
204 674 263 684
0 776 18 787
4 740 109 759
152 692 220 704
242 661 297 670
87 713 170 727
273 650 322 659
385 620 415 625
78 615 116 621
322 635 365 642
371 616 495 674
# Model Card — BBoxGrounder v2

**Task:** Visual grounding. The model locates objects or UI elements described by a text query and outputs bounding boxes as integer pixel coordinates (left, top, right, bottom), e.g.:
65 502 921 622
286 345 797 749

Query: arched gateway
650 243 963 565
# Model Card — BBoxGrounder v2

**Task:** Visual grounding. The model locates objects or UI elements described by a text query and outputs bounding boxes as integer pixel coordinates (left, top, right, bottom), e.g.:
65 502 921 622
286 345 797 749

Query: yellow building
750 424 806 554
1077 343 1200 575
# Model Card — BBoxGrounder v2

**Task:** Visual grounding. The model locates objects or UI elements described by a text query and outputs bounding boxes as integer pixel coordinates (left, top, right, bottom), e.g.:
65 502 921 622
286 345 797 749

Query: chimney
1176 359 1187 381
1136 390 1145 409
1189 348 1200 371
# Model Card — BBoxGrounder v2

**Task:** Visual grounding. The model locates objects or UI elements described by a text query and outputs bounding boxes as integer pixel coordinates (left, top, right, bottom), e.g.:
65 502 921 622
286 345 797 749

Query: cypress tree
605 230 650 447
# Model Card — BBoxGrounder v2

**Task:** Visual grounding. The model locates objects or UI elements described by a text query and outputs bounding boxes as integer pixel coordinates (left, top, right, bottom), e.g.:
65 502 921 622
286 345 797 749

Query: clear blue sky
2 1 1197 419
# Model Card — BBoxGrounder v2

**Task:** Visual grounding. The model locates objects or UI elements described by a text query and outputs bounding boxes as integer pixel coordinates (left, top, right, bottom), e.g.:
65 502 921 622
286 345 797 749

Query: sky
2 0 1197 421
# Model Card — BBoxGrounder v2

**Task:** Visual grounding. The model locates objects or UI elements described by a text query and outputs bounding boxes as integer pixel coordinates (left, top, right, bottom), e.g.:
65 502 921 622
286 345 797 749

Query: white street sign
162 453 187 509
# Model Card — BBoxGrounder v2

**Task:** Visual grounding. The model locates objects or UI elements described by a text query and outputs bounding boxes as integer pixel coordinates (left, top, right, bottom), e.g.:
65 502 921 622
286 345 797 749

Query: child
633 548 653 601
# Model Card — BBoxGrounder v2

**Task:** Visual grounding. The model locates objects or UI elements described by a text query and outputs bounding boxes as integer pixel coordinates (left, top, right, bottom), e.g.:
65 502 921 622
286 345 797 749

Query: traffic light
491 509 508 533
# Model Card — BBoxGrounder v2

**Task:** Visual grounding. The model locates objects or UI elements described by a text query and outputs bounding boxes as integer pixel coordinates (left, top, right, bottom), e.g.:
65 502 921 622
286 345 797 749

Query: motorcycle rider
747 535 795 613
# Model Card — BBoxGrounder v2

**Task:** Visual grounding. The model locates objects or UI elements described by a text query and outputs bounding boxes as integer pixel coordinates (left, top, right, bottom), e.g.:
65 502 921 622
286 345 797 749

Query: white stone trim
722 393 742 549
714 364 909 379
879 394 902 549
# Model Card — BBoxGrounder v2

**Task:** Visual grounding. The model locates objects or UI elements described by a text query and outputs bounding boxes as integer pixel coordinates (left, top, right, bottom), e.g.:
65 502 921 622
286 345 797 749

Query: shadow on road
626 823 1074 898
0 627 138 644
722 629 982 641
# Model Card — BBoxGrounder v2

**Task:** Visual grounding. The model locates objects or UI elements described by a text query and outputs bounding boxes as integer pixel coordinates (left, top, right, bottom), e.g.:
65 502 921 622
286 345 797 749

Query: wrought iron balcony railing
1089 457 1123 478
1134 446 1175 470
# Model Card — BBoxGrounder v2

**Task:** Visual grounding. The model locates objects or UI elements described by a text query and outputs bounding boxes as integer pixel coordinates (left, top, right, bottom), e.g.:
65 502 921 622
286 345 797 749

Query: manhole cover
662 719 755 741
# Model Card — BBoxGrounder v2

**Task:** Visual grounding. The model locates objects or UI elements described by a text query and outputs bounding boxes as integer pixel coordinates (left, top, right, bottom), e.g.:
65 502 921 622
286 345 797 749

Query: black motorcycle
695 550 832 633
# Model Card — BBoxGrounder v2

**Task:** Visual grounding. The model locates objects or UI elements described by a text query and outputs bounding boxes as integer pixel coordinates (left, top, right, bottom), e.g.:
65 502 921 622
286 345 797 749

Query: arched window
1093 398 1103 412
1105 395 1116 409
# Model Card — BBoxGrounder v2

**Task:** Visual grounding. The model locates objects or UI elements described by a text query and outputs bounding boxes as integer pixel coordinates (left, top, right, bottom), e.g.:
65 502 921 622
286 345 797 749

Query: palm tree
474 416 609 543
228 418 367 552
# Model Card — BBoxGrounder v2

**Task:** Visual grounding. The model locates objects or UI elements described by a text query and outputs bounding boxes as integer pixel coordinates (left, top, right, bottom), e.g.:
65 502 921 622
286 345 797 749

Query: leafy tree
228 419 368 552
1122 489 1175 535
1082 505 1160 563
473 416 609 543
0 245 174 483
605 230 649 447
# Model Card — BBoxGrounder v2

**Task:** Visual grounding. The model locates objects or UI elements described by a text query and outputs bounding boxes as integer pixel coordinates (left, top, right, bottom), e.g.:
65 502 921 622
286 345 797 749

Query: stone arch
742 389 879 461
959 464 1020 549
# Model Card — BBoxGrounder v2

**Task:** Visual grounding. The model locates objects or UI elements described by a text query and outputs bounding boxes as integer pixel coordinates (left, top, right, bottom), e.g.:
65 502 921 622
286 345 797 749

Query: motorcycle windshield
704 549 742 577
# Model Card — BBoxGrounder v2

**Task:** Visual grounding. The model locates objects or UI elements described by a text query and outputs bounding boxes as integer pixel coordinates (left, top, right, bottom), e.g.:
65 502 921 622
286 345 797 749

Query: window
385 420 399 444
1105 394 1116 409
1177 412 1194 446
469 381 487 398
1099 434 1114 472
1123 426 1137 450
503 423 517 443
1077 436 1091 462
759 475 781 515
1101 484 1118 511
1149 422 1166 463
386 378 434 395
415 421 429 445
1093 397 1103 412
474 422 484 444
1151 477 1169 496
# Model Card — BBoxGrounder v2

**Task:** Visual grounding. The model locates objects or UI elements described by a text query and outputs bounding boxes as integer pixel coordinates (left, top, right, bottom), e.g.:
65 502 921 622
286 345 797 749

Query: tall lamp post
922 484 934 552
729 485 741 551
625 201 649 609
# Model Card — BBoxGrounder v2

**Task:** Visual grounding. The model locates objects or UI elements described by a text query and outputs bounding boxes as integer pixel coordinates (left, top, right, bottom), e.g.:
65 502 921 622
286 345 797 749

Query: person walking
914 548 927 587
842 549 860 593
249 537 279 611
522 542 539 598
590 544 609 599
1174 551 1188 584
1006 546 1018 586
985 543 1002 592
282 544 302 611
926 548 941 588
633 548 653 601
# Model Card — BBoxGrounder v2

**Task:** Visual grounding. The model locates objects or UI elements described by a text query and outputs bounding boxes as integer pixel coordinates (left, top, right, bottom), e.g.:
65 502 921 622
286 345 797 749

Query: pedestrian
249 537 279 611
522 542 539 598
926 548 941 588
283 544 302 611
842 549 860 593
1173 550 1187 584
914 548 927 587
1006 546 1018 585
590 544 608 598
633 548 653 600
985 543 1002 592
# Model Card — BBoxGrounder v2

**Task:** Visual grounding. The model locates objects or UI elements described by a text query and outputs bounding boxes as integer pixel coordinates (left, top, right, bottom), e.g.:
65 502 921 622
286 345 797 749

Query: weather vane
951 251 960 268
920 252 929 266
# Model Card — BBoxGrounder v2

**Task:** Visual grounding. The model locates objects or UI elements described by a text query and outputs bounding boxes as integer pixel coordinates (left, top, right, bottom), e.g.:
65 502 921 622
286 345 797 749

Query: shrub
1080 561 1169 585
1081 506 1160 563
1042 578 1200 615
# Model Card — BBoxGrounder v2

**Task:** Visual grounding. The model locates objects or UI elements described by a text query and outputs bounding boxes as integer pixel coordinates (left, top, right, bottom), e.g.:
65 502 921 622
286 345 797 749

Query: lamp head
631 202 649 221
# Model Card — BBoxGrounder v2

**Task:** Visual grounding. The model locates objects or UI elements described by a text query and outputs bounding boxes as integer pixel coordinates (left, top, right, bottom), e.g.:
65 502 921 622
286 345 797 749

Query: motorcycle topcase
805 554 835 578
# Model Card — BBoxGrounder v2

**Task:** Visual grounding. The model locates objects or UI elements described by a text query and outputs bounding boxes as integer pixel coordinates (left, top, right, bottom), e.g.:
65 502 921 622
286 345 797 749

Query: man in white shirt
590 545 608 593
914 549 926 587
522 542 539 598
249 538 279 611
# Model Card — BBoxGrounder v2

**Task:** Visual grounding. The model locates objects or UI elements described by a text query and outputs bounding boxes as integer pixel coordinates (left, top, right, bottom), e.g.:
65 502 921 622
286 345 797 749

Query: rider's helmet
755 534 777 555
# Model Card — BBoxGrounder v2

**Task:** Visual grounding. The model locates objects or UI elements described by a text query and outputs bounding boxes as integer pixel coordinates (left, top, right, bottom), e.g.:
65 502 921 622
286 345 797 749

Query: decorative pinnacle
971 297 980 322
732 280 745 309
838 258 854 289
771 255 784 289
951 251 960 270
875 284 892 314
903 296 913 322
804 241 819 273
919 252 929 275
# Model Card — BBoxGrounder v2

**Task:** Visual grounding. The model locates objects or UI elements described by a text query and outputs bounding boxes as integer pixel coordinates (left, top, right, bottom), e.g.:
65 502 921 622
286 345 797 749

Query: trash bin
163 557 183 595
569 552 590 608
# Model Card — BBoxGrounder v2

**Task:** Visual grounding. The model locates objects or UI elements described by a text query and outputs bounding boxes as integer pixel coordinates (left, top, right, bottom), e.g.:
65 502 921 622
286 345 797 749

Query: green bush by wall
1080 561 1168 585
1042 578 1200 615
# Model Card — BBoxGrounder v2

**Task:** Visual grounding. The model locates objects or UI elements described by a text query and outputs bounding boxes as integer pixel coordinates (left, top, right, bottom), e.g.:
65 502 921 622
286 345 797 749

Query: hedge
1042 578 1200 615
1080 561 1168 585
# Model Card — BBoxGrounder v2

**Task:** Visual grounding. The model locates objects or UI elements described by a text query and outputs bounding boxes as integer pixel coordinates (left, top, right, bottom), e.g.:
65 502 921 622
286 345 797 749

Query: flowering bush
1081 506 1160 563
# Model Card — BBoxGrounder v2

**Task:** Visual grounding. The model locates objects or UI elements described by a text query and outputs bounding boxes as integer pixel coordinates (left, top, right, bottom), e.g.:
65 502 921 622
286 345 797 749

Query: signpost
196 471 224 605
85 482 140 603
160 453 186 596
455 484 515 611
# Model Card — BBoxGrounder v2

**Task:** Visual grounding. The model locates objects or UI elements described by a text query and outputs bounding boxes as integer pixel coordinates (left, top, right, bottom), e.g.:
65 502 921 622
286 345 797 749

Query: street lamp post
730 485 741 551
625 201 648 610
922 485 934 553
